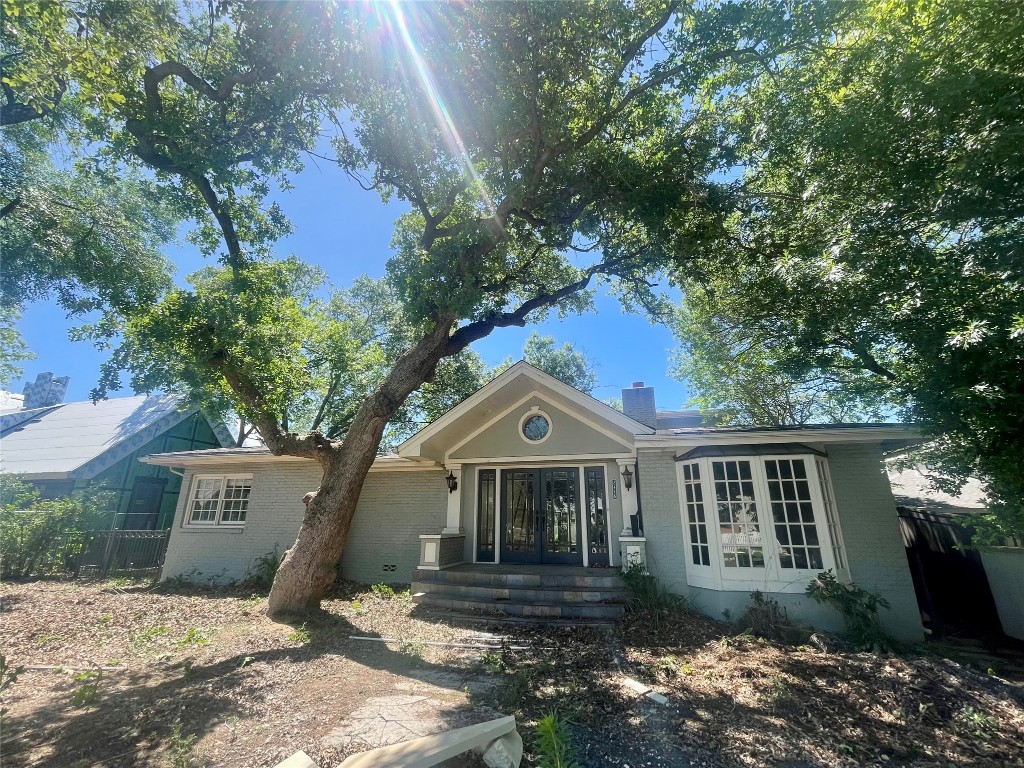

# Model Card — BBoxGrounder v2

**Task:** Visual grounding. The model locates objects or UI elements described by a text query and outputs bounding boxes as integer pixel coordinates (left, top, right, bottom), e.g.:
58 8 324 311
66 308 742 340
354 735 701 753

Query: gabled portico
399 362 651 572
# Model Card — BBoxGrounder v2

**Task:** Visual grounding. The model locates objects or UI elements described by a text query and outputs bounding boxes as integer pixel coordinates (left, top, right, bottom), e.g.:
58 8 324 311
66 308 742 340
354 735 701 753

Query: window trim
675 454 844 593
183 473 253 528
518 407 553 444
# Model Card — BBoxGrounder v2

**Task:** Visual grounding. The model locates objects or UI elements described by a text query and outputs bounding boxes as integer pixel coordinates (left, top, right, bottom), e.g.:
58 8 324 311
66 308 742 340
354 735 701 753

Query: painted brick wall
636 450 690 590
161 461 447 585
341 467 447 583
827 443 924 641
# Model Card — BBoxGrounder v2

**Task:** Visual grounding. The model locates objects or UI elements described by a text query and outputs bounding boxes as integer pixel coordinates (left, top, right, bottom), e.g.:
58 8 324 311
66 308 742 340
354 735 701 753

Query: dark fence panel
77 530 170 579
898 507 1003 637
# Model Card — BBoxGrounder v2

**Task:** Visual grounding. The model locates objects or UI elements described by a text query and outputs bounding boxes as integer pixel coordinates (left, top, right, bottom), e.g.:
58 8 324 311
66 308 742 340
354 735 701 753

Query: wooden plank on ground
337 715 516 768
273 750 317 768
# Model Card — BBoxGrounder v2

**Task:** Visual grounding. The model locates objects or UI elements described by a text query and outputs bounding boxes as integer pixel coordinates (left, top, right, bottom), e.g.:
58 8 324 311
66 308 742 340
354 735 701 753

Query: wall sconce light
621 465 634 491
446 470 459 494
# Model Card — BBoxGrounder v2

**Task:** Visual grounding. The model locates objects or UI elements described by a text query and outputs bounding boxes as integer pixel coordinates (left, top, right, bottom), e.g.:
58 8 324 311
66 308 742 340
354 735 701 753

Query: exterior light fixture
446 470 459 494
621 465 634 491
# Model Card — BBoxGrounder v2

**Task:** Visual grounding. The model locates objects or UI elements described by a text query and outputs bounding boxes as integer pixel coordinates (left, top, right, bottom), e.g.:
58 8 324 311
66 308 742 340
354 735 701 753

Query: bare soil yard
1 579 1022 768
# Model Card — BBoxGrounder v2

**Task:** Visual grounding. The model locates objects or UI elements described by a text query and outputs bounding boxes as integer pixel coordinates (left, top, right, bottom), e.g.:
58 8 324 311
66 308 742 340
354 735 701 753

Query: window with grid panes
677 453 847 591
680 462 710 567
764 459 823 570
712 459 764 568
186 475 252 526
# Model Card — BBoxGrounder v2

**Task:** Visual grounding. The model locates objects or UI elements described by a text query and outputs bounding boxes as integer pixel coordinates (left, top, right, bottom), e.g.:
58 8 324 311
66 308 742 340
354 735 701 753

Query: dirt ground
1 579 1022 768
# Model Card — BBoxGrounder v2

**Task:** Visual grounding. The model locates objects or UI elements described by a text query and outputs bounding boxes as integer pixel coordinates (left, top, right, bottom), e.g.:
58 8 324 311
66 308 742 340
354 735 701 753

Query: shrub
0 475 113 579
167 720 202 768
370 582 396 599
622 559 690 616
805 570 895 651
739 591 806 644
70 669 103 707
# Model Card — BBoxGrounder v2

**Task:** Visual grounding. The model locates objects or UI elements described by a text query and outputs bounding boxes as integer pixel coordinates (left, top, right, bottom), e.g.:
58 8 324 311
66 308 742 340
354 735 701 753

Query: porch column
617 458 639 537
442 464 463 534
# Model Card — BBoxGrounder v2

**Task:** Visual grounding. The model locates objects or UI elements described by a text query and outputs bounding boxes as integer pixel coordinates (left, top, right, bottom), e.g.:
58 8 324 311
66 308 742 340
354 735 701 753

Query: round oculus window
521 413 551 442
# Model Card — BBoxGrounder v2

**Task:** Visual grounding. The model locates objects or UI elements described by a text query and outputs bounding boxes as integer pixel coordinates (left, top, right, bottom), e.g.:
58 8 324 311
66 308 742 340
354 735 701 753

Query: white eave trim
397 360 653 458
140 452 444 472
636 426 923 447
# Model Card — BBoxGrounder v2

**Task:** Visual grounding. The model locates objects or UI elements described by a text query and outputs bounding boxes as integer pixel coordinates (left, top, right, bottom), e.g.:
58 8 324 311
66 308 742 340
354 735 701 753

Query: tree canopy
672 0 1024 538
9 0 949 609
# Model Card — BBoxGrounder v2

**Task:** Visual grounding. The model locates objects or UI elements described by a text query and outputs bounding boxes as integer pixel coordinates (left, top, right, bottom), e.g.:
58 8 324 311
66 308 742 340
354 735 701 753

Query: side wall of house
827 443 923 641
161 461 446 584
639 444 923 641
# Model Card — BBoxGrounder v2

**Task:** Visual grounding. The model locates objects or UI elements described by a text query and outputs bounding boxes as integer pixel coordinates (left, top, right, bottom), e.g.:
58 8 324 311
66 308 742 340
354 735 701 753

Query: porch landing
411 563 627 621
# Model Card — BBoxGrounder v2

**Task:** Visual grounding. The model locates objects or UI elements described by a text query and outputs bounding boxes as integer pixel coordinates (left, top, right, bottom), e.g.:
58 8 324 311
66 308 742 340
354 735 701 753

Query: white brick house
144 361 925 640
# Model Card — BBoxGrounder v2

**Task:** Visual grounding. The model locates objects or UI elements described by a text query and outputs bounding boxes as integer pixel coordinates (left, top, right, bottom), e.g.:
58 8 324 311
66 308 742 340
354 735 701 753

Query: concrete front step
412 592 625 620
412 579 626 604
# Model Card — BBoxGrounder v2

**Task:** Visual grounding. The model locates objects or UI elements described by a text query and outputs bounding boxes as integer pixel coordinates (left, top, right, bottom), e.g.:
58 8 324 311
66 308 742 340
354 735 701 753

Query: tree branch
0 78 65 127
446 266 603 355
143 61 263 113
0 196 21 219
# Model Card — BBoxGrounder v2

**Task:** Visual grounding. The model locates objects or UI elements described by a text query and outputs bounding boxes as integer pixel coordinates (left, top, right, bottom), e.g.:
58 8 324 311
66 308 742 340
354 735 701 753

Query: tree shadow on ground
1 606 504 768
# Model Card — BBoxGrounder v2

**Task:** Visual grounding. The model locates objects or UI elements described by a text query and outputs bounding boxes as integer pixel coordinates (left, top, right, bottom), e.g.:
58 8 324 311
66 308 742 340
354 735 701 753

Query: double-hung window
186 475 252 527
675 453 846 592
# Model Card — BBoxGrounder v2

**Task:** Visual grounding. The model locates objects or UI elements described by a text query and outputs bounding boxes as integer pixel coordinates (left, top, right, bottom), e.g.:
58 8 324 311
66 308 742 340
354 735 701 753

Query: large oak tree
3 0 831 613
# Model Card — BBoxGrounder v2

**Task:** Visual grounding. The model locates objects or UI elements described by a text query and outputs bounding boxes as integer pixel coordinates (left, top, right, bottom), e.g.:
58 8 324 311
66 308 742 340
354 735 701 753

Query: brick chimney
622 381 656 428
22 372 70 410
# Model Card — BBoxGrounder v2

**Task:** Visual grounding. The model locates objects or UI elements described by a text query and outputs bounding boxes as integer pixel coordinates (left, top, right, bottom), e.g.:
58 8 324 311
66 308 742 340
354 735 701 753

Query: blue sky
15 150 691 410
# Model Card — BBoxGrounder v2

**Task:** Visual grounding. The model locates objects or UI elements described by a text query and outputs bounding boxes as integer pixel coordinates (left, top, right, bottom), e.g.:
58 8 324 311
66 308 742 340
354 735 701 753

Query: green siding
42 414 224 529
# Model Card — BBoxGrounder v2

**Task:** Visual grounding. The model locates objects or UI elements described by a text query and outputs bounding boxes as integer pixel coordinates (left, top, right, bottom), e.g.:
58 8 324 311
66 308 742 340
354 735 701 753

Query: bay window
675 451 846 592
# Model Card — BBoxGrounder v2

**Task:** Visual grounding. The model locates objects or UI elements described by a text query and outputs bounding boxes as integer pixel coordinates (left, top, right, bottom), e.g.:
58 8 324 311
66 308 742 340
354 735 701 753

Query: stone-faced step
412 592 625 620
411 580 626 604
412 567 624 590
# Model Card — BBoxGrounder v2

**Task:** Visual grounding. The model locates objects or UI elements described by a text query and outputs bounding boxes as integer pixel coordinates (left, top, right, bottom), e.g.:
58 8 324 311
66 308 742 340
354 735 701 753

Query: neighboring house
890 462 1024 642
1 374 234 529
145 362 927 640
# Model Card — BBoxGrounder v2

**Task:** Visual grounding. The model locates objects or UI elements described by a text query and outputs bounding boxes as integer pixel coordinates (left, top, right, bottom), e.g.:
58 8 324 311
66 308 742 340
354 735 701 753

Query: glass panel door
541 468 581 564
501 470 540 563
499 468 585 565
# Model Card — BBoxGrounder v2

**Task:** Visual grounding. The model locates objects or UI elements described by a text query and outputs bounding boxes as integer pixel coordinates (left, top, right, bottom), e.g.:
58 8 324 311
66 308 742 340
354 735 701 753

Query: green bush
0 475 112 579
805 570 895 652
370 582 395 599
245 547 281 589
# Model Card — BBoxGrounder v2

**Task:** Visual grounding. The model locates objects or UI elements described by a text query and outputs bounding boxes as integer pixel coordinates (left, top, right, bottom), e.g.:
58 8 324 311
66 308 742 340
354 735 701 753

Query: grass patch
287 623 311 644
70 669 102 707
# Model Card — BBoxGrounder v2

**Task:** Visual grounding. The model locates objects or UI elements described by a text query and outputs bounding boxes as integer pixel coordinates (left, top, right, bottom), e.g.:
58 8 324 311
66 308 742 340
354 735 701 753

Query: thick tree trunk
266 450 372 615
266 316 457 616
